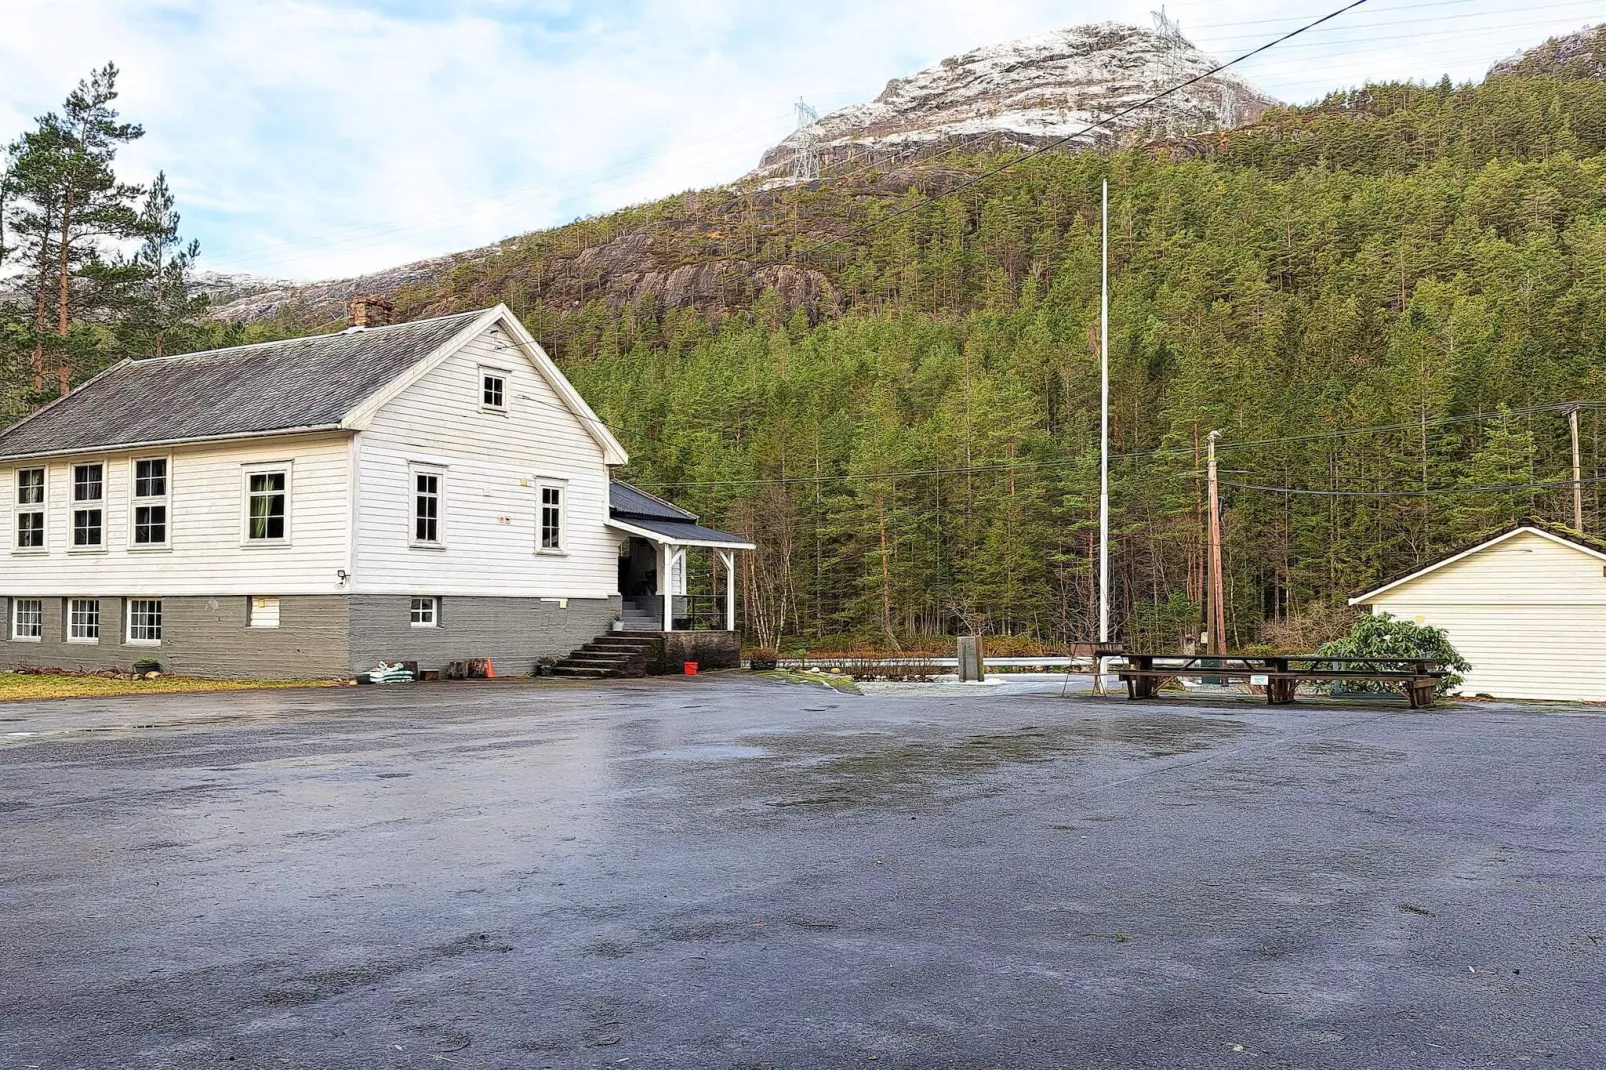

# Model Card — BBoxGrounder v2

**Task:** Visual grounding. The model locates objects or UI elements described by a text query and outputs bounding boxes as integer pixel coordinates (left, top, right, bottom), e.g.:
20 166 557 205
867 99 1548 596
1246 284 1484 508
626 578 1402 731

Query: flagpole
1098 177 1110 690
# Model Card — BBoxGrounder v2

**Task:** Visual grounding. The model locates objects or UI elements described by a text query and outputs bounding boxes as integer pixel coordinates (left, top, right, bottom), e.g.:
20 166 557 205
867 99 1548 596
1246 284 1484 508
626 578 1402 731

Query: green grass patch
0 672 337 702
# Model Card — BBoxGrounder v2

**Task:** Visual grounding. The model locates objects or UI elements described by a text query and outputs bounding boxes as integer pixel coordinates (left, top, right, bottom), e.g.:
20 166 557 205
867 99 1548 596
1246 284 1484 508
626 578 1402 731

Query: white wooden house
1349 521 1606 702
0 300 749 678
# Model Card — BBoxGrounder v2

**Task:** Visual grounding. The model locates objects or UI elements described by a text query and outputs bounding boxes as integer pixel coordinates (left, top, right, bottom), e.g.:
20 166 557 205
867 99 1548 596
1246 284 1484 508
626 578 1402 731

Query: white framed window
13 467 45 552
67 598 100 643
479 367 508 413
536 480 565 553
410 596 438 627
242 464 290 544
126 599 162 644
410 464 445 547
71 462 104 550
248 596 280 628
130 457 170 548
11 598 42 641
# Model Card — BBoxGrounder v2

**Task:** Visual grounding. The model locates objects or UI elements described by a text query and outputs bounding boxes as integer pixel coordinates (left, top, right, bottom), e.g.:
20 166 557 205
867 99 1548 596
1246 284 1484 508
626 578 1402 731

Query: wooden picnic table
1117 653 1448 708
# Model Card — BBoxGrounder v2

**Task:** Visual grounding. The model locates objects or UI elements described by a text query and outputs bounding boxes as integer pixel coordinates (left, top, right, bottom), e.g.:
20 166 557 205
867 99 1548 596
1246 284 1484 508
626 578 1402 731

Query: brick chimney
348 294 395 329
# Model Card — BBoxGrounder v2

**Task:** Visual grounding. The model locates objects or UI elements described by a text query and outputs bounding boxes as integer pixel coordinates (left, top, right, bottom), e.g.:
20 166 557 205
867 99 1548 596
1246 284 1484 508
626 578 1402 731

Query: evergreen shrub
1316 613 1471 696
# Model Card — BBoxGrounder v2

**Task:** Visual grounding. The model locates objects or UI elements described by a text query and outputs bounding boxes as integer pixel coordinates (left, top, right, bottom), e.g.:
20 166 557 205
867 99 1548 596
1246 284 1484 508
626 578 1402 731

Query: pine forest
7 65 1606 653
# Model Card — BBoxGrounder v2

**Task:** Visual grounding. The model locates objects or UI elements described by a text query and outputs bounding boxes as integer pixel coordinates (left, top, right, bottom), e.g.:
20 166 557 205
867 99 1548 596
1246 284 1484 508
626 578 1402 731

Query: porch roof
607 516 755 549
608 480 754 549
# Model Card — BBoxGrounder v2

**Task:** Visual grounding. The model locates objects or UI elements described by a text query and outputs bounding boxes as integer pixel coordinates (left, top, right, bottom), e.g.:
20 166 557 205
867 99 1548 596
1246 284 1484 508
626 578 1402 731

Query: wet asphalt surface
1 676 1603 1070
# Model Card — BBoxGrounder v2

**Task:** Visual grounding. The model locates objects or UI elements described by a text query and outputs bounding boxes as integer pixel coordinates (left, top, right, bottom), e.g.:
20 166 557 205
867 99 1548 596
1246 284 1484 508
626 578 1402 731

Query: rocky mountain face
1488 23 1606 80
206 21 1275 328
753 22 1276 182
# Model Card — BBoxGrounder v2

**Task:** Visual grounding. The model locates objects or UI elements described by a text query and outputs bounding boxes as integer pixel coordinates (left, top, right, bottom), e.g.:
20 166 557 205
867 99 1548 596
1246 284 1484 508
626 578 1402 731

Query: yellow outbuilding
1350 521 1606 702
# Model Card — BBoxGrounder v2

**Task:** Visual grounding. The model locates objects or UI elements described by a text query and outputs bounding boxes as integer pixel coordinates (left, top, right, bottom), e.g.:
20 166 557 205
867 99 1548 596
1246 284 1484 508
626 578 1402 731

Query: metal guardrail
777 656 1114 669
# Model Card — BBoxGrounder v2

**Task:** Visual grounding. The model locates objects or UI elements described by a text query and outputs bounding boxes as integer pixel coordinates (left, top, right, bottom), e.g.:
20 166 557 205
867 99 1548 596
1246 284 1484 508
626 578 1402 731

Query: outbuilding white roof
1349 521 1606 605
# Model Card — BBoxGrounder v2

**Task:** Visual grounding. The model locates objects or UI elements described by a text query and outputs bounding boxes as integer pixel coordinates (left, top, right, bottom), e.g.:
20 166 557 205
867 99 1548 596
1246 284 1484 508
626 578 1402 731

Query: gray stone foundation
348 595 618 676
0 594 619 680
657 630 741 673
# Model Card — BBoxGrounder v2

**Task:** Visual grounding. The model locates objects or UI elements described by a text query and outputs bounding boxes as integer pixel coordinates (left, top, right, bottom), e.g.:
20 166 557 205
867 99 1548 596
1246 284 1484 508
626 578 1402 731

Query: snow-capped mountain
753 22 1277 182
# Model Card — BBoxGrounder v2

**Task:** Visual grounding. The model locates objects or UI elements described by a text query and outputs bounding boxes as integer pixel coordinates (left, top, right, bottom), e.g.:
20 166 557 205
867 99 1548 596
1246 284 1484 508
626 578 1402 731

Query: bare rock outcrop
753 21 1276 182
1488 23 1606 80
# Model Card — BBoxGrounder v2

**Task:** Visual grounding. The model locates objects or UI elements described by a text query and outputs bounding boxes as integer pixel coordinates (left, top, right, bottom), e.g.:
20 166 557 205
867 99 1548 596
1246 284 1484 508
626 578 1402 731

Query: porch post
661 542 673 632
720 549 736 631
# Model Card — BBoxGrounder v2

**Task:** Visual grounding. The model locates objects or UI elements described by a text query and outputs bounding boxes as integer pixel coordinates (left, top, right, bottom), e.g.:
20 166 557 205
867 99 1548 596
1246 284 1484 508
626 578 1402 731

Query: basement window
410 596 438 628
126 599 163 644
67 598 100 643
12 598 42 641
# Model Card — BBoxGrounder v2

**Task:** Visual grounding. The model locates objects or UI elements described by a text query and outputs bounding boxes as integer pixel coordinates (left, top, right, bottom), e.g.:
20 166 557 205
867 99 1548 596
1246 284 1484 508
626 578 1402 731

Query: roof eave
0 423 350 463
1348 523 1606 604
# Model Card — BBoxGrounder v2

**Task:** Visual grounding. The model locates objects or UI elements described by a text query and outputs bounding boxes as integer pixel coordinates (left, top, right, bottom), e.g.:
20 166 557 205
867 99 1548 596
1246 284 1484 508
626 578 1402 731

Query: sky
1 0 1600 281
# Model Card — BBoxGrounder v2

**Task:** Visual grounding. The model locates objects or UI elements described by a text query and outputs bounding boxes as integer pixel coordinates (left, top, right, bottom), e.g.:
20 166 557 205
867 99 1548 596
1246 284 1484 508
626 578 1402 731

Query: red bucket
684 661 699 675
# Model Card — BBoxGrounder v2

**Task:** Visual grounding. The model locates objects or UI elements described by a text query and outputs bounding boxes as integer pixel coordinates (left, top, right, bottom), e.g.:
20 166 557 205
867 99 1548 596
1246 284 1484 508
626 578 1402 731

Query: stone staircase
551 632 660 679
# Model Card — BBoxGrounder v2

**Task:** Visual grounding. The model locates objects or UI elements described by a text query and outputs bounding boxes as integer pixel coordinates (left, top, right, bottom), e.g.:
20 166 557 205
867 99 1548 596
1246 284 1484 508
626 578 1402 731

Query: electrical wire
1220 472 1606 497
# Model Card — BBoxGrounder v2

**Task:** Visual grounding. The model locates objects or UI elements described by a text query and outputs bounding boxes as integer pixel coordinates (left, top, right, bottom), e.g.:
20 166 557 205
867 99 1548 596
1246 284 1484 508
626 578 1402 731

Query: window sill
409 542 448 551
241 539 291 549
248 624 280 630
67 547 107 555
127 543 172 553
66 638 100 645
125 640 161 647
535 548 568 557
409 623 439 629
479 405 509 416
10 548 48 556
10 636 41 643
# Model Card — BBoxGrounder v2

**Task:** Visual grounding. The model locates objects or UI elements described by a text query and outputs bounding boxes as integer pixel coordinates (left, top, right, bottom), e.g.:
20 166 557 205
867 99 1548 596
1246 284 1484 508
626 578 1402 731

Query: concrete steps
551 633 660 679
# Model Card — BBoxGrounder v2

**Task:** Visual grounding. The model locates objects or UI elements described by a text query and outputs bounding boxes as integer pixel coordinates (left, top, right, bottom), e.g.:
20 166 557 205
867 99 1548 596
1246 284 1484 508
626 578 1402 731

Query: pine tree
100 172 208 359
2 63 145 394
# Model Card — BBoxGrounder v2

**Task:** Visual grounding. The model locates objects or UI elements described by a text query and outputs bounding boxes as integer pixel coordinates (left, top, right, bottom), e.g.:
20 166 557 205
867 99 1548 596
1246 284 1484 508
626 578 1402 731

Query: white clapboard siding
353 324 618 597
1367 529 1606 701
0 433 351 596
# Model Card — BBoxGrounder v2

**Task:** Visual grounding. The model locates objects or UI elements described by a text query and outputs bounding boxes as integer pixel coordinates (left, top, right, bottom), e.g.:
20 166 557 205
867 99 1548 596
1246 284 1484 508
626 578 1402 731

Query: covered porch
608 481 755 634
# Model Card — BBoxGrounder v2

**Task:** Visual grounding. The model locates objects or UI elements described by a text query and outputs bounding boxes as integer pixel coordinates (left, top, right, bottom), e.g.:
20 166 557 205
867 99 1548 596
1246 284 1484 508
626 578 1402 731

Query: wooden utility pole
1568 404 1583 532
1206 431 1227 656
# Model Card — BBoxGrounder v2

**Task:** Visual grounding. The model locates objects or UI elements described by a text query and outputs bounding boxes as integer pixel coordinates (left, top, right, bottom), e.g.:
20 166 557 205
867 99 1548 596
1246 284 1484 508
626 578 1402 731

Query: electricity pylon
790 98 821 183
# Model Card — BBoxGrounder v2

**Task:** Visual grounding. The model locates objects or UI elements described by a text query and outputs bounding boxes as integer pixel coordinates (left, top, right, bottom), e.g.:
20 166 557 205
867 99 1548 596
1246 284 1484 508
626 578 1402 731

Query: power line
1188 1 1601 49
1220 472 1606 497
1171 0 1584 31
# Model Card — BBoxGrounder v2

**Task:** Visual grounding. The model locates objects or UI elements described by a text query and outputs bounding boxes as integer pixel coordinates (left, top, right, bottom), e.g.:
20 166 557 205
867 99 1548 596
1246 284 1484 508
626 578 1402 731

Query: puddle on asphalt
721 714 1246 810
647 744 771 761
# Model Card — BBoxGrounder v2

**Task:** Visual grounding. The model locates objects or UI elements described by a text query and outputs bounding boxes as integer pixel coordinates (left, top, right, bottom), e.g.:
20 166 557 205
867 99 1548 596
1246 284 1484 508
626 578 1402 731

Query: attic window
480 368 507 412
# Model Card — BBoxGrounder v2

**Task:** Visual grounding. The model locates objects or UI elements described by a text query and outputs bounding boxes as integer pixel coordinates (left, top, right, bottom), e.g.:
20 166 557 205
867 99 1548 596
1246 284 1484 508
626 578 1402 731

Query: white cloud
1 0 1597 280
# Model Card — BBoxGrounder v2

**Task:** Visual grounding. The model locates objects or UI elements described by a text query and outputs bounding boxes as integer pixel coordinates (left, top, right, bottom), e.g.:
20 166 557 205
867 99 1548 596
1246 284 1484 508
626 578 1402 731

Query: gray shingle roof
0 310 486 460
609 480 698 522
608 480 751 546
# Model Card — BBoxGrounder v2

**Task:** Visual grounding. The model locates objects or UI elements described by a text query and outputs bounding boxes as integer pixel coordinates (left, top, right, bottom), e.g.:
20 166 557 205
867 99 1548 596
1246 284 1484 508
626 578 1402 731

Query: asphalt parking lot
1 675 1602 1069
